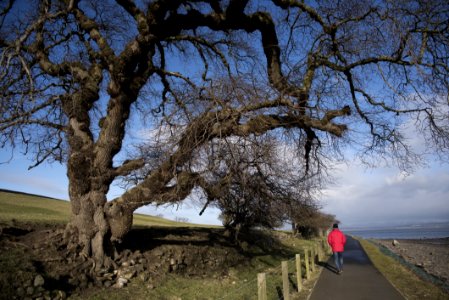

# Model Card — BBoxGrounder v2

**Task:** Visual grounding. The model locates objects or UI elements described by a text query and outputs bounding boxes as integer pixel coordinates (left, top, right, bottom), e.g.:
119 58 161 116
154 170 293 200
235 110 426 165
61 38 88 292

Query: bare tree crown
1 0 448 211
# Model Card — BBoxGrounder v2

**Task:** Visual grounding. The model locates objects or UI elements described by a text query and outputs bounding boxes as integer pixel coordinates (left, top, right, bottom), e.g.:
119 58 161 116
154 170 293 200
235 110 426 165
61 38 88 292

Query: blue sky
1 145 448 228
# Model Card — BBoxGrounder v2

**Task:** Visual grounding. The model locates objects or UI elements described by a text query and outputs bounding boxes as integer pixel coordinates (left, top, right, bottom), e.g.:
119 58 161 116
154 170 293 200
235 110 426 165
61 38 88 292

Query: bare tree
205 135 312 241
1 0 448 268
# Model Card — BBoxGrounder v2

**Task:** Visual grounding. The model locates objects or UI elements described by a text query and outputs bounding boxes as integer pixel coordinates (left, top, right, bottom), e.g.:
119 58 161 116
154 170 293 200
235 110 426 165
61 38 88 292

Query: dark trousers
333 251 344 271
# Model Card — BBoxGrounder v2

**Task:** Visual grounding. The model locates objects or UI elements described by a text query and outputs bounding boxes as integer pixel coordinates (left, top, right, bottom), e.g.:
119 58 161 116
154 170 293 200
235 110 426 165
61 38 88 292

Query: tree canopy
1 0 448 266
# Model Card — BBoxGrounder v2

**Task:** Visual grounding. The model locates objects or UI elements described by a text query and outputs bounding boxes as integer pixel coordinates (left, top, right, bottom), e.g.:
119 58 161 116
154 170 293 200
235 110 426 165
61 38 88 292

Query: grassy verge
358 239 448 300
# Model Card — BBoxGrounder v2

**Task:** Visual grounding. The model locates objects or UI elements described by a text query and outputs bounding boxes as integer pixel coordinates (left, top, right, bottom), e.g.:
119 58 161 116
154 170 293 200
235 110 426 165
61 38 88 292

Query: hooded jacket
327 228 346 252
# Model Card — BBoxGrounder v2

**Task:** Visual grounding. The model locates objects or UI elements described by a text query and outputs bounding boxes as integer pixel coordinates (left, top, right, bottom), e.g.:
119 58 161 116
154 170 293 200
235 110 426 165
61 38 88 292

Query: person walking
327 223 347 274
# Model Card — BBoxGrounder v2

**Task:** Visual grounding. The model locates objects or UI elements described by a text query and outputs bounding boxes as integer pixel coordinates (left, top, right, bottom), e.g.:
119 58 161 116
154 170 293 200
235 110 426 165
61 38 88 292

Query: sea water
344 223 449 239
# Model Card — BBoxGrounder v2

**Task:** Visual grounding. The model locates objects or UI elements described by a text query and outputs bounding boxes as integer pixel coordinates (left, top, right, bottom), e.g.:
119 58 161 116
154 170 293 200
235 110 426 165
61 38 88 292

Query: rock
94 280 103 287
147 283 155 290
43 291 51 300
34 275 45 287
54 290 67 300
67 277 79 286
121 261 130 267
138 258 147 265
104 280 113 288
26 286 34 295
122 269 136 280
16 287 25 297
139 273 149 282
79 280 88 289
134 263 144 273
392 240 399 246
114 277 128 288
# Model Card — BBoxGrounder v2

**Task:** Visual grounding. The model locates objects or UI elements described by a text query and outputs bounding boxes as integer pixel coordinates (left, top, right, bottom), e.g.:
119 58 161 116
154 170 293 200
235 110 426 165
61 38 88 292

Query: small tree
292 209 337 238
205 135 324 242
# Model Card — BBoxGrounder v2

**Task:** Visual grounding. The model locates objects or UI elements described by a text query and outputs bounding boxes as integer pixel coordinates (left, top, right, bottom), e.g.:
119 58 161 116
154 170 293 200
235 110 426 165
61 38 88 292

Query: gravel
374 237 449 286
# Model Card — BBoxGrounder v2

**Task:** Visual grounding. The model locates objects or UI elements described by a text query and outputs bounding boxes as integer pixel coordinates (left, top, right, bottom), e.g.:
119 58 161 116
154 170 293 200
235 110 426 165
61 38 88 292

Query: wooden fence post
257 273 267 300
304 249 310 280
295 254 302 292
310 247 315 272
282 261 290 300
317 243 322 262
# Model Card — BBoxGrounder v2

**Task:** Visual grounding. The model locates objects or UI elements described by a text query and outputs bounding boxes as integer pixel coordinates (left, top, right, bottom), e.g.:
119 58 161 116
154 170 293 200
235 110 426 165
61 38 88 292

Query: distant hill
0 189 215 228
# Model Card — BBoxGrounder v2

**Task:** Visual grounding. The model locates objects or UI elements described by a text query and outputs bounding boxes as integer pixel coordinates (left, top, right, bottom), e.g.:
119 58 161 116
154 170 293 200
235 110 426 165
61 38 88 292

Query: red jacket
327 229 346 252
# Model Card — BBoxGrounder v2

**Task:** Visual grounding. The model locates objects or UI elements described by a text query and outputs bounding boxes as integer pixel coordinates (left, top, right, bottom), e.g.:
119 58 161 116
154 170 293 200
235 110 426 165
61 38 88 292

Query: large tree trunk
64 190 134 270
62 89 137 269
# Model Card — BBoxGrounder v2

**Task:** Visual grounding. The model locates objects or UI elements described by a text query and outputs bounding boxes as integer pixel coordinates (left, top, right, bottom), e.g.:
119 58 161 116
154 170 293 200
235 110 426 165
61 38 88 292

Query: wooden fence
257 239 331 300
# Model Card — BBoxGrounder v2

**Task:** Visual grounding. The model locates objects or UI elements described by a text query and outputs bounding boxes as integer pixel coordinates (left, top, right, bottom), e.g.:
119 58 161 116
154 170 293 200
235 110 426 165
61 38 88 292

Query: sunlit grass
0 190 215 228
0 191 70 223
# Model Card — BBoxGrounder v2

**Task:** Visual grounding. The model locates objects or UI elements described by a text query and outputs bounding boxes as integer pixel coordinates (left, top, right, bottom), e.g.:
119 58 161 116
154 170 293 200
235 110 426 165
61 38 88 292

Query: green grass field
0 189 213 228
0 190 70 223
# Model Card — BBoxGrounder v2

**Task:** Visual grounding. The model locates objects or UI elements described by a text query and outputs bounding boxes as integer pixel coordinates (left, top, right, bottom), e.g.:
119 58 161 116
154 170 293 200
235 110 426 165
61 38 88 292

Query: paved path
309 236 404 300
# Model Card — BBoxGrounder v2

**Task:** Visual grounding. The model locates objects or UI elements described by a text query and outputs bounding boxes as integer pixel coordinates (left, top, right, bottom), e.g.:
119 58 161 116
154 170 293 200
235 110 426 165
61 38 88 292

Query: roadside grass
358 239 448 300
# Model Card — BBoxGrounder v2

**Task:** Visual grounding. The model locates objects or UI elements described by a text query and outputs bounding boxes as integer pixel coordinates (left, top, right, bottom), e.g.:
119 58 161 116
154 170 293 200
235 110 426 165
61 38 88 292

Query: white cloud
135 202 222 226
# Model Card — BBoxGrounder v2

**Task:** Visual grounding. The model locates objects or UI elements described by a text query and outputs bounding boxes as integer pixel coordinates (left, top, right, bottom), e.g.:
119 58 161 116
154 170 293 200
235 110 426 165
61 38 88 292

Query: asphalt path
309 236 404 300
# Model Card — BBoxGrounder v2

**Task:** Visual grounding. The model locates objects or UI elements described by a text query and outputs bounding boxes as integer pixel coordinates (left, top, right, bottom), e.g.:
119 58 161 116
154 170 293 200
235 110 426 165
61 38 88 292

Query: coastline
371 237 449 292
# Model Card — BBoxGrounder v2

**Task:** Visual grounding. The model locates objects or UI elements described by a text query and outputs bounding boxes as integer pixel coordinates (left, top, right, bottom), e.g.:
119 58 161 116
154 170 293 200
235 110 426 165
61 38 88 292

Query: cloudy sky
1 146 448 228
319 160 449 228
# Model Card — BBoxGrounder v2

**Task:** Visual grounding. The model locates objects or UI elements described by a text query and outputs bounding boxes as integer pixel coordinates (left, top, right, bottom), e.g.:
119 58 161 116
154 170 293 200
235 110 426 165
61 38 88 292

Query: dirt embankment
374 238 449 286
1 221 274 300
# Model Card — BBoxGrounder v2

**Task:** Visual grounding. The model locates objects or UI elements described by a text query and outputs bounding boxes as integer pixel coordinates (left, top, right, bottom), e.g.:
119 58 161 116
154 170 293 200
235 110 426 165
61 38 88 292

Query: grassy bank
0 190 324 299
359 239 448 299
